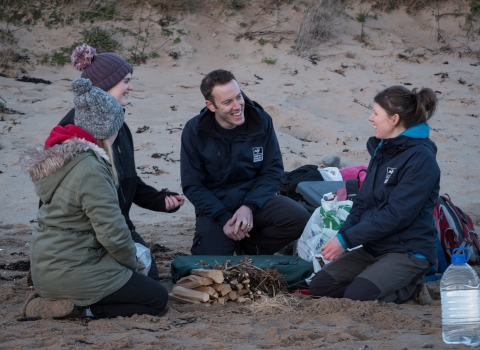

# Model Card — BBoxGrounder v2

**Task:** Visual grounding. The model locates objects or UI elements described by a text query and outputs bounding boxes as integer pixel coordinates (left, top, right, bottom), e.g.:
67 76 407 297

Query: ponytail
412 87 437 127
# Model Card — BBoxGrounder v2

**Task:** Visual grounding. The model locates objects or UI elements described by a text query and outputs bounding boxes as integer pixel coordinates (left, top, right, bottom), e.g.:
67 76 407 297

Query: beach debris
308 55 318 65
284 82 294 86
166 125 183 134
15 76 51 85
353 98 373 110
443 61 449 64
421 343 434 348
169 51 179 60
458 78 466 85
0 260 30 271
170 317 197 327
322 155 340 168
254 74 263 80
153 166 168 175
402 82 412 86
434 72 449 82
467 114 478 118
170 105 177 111
0 104 24 115
17 316 41 322
136 125 150 133
151 151 178 163
333 69 345 77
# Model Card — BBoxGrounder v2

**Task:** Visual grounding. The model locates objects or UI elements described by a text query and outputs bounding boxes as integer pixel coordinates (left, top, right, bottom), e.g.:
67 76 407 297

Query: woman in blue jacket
309 86 440 303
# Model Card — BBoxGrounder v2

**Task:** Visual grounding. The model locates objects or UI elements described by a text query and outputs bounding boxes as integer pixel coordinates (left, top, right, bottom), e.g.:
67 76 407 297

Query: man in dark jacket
181 69 310 255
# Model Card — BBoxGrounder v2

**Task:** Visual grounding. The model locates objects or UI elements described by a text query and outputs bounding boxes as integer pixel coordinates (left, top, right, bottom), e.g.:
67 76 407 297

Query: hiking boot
25 297 85 319
412 283 433 306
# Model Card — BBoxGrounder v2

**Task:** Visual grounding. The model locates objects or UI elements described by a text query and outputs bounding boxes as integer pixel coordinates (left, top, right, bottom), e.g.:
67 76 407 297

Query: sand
1 1 479 348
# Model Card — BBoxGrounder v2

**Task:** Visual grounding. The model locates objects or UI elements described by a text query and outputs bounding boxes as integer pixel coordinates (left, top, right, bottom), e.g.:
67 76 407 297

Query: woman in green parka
20 78 168 319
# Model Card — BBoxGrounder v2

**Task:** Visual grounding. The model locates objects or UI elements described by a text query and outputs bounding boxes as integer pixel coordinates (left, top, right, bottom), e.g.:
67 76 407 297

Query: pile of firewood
169 268 266 306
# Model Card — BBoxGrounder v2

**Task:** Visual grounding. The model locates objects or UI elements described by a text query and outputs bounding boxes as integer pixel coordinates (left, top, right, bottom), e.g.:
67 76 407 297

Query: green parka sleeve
77 155 137 271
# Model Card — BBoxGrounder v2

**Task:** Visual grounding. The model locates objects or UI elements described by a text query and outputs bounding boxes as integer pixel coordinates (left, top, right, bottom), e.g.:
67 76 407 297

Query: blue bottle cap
451 248 470 264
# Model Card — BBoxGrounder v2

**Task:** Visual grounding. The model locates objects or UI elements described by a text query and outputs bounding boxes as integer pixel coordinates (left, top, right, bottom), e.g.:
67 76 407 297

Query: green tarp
171 255 314 290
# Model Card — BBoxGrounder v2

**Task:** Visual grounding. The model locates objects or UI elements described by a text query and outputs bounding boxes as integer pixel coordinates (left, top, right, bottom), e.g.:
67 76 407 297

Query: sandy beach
1 0 480 348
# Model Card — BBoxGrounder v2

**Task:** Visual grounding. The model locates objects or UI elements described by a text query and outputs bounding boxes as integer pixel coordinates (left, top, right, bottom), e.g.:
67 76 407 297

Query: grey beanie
72 78 124 140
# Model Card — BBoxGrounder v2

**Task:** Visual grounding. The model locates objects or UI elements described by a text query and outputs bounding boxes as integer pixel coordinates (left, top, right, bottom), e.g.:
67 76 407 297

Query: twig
140 3 153 59
199 13 240 34
133 4 145 62
353 98 373 110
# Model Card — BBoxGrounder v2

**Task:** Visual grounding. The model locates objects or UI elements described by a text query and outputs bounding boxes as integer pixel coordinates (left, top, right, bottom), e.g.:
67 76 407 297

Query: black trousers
191 195 310 255
309 248 431 303
90 271 168 318
131 229 159 281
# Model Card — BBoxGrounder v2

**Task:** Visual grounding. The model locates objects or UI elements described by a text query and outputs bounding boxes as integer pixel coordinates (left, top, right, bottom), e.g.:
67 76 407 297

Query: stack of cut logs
169 268 263 305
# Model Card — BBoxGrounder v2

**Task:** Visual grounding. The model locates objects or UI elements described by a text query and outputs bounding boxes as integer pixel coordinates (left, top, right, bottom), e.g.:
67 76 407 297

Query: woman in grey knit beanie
20 76 169 320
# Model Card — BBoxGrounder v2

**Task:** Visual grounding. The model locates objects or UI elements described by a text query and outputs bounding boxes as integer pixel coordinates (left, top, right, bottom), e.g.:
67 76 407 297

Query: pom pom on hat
71 44 97 72
71 76 92 95
71 43 133 92
71 77 124 140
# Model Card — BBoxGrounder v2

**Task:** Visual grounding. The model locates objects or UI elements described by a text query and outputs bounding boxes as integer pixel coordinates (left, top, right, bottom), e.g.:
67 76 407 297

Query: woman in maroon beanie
56 44 185 281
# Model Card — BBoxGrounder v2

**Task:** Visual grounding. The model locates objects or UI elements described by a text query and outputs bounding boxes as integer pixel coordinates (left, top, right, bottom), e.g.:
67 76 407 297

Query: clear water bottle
441 248 480 346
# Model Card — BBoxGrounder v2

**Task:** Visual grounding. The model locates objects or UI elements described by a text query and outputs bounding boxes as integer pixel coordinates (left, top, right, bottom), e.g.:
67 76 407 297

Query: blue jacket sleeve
342 151 439 249
180 121 229 221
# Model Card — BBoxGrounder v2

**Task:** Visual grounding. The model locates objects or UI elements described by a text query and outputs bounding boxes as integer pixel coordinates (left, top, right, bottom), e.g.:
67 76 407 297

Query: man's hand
232 205 253 235
165 195 185 211
223 205 253 241
321 237 346 261
223 219 249 241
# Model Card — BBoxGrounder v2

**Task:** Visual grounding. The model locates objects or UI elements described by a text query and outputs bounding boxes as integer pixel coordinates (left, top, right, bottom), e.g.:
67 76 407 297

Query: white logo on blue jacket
385 167 396 183
253 147 263 162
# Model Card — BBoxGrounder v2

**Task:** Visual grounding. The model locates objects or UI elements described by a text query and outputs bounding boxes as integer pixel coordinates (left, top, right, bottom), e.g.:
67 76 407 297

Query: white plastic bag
296 195 353 275
319 167 343 181
135 243 152 276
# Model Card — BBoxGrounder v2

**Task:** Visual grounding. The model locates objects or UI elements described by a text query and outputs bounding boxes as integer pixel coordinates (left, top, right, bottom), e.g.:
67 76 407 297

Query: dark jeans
131 229 159 281
309 247 432 303
90 271 168 318
191 195 310 255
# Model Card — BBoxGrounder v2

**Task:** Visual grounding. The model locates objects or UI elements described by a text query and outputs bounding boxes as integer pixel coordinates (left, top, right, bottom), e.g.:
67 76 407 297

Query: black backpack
278 165 324 213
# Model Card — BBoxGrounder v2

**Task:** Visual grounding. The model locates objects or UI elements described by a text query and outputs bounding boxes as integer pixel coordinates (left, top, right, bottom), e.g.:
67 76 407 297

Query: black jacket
59 109 178 231
180 94 283 222
341 131 440 265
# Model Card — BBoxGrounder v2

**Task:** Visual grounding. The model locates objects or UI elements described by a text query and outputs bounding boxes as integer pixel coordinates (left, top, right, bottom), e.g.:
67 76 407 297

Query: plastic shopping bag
319 167 343 181
135 243 152 276
296 194 353 276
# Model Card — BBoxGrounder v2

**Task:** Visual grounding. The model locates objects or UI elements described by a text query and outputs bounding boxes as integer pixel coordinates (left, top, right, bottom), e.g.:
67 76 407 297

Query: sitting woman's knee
309 270 341 297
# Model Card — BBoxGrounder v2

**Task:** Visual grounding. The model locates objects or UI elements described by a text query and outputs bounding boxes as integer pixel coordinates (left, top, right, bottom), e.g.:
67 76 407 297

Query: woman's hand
321 237 346 261
165 195 185 211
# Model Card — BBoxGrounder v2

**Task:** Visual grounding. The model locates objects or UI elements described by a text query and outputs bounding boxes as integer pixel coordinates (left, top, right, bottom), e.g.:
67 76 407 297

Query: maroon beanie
71 44 133 92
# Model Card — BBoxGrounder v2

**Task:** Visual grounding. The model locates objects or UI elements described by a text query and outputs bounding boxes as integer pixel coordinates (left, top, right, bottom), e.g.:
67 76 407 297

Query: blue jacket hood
399 122 430 139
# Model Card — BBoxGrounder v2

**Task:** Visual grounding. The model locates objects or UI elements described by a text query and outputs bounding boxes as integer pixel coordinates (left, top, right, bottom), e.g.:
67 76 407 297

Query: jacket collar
370 123 431 157
20 138 109 182
197 91 264 138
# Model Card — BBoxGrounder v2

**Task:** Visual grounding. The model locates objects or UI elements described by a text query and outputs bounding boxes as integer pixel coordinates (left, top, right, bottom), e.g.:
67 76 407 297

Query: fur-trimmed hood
20 138 110 204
